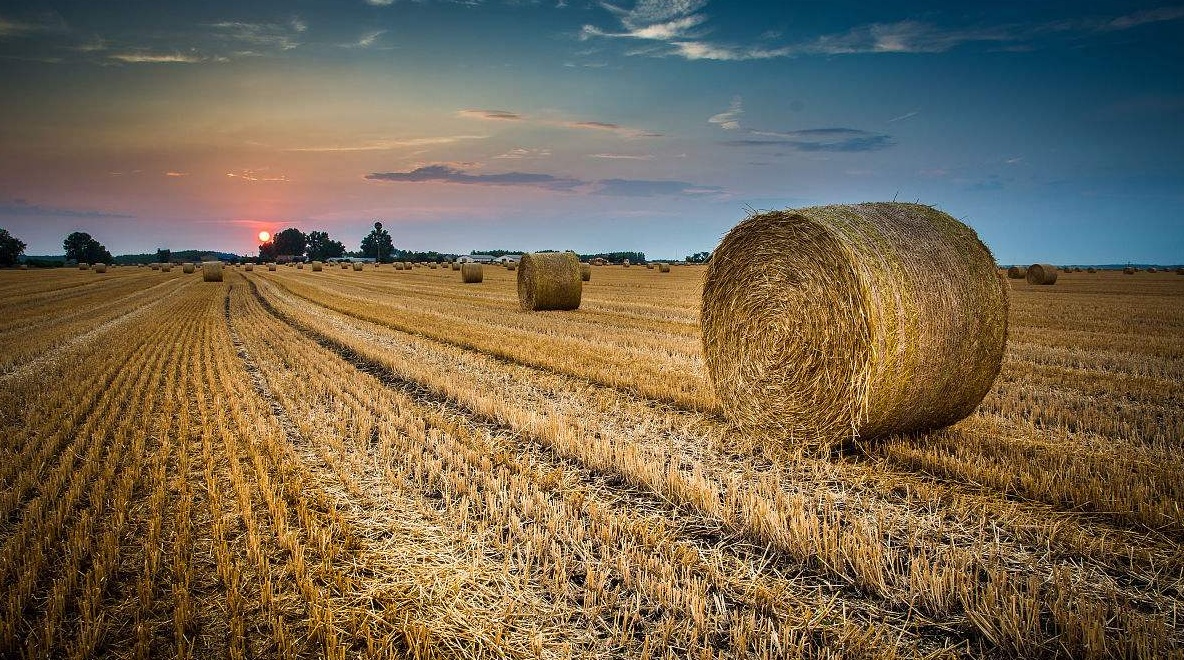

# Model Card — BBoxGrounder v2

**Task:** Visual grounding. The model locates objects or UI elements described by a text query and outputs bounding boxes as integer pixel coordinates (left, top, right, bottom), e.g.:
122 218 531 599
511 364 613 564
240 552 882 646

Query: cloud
493 147 552 159
457 109 524 120
227 169 289 182
887 111 918 123
164 171 189 177
588 153 654 160
108 51 207 64
708 96 743 130
365 0 395 5
344 29 385 48
562 120 662 138
723 128 895 152
206 21 302 51
285 135 488 152
0 13 66 38
0 199 133 218
365 164 720 196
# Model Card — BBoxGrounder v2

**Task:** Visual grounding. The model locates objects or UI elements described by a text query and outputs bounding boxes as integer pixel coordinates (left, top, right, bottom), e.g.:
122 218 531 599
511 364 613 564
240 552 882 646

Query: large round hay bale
150 263 160 270
94 263 107 273
1006 265 1026 279
646 263 655 269
182 263 196 274
580 263 591 282
268 263 277 271
311 261 323 272
340 262 349 269
460 263 484 283
202 261 223 282
701 203 1007 449
394 262 404 271
244 264 254 272
658 263 670 273
429 263 437 269
518 252 581 311
353 262 363 271
1026 263 1057 285
622 259 631 268
505 262 517 271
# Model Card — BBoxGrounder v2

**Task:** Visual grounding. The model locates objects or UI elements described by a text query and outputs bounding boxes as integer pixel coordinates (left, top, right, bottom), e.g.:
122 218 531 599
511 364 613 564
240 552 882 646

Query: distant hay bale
429 263 437 269
701 203 1007 449
311 261 323 272
268 263 277 271
353 262 363 271
1148 267 1158 273
658 263 670 273
460 263 484 283
161 264 172 272
340 262 349 269
451 262 460 271
297 262 304 269
1087 267 1097 273
394 262 404 270
19 264 28 270
94 263 107 273
201 261 223 282
1177 267 1184 275
646 263 655 269
1072 267 1082 272
518 252 581 311
1026 263 1058 285
622 259 631 268
1006 266 1027 279
580 263 591 282
79 263 90 270
182 263 196 274
150 263 160 270
591 257 607 266
1123 266 1135 275
506 262 517 271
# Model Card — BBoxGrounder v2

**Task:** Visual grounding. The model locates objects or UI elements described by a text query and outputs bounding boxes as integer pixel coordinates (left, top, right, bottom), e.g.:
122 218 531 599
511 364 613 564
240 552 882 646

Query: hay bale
19 264 28 270
1026 263 1057 285
1072 267 1082 272
429 263 437 269
297 262 304 269
202 261 223 282
518 252 581 311
1176 267 1184 275
94 263 107 273
341 262 349 269
353 262 363 271
622 259 631 268
646 263 655 269
150 263 160 270
79 263 90 270
506 262 517 271
451 262 461 271
1148 267 1158 273
701 203 1007 448
1087 267 1097 273
1123 266 1135 274
1006 266 1027 279
312 261 323 272
658 263 670 273
580 263 591 282
182 263 196 274
394 262 404 271
460 263 484 283
161 264 172 272
243 264 253 271
268 263 277 271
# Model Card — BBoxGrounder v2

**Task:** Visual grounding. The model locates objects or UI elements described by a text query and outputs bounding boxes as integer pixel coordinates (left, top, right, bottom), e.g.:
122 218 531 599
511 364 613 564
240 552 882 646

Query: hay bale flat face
701 203 1008 449
201 261 223 282
79 263 90 270
580 263 591 282
460 263 483 283
1026 263 1058 285
244 264 254 271
311 261 323 272
161 264 172 272
518 252 582 311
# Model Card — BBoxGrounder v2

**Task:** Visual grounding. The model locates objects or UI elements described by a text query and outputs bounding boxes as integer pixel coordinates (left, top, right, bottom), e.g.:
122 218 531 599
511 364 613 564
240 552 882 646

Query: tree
258 240 277 261
684 251 711 264
272 227 307 258
360 221 394 262
0 228 26 266
306 230 345 261
155 248 171 264
62 231 114 264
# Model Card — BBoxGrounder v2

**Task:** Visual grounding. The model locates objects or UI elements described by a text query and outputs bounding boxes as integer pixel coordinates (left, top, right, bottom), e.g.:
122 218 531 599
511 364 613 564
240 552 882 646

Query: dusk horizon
2 0 1182 263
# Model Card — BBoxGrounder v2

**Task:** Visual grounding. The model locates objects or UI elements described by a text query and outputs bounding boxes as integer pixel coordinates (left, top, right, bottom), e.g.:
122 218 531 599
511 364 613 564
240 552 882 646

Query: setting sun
258 230 270 242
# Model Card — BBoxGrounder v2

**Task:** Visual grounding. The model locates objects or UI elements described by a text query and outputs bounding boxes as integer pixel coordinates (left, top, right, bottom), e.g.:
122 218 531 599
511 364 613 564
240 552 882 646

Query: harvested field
0 265 1181 659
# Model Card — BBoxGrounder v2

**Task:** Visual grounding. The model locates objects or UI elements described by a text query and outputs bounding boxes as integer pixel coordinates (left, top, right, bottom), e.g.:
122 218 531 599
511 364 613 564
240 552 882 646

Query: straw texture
701 203 1008 449
518 252 582 311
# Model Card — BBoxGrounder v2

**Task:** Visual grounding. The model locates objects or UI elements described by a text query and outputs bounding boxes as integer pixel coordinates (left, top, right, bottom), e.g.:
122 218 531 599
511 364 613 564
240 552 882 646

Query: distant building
494 255 522 264
458 254 495 263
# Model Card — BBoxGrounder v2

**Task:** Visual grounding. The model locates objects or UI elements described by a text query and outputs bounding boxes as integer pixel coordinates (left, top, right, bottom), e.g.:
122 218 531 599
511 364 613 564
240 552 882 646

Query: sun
258 230 270 242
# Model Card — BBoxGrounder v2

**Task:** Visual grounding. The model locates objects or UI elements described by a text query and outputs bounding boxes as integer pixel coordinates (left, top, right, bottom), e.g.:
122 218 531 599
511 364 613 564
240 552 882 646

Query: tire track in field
242 275 981 657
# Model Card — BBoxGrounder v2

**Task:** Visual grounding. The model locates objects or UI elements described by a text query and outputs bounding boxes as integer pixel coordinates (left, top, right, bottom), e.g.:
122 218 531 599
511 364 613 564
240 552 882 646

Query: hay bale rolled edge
1026 263 1058 285
517 252 581 311
268 263 277 271
451 262 461 271
460 263 484 283
701 202 1008 449
201 261 224 282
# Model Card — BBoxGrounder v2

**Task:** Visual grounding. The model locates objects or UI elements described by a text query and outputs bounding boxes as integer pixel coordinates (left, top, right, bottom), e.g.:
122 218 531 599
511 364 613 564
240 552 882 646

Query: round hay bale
394 262 404 271
1123 266 1135 274
1176 267 1184 275
340 262 349 269
1072 267 1082 272
1086 267 1097 273
311 261 323 272
1006 265 1026 279
646 263 655 269
622 259 631 268
150 263 160 270
429 263 437 269
161 264 172 272
353 262 363 271
506 262 517 271
201 261 223 282
1148 267 1158 273
451 262 461 271
182 263 196 274
518 252 581 311
460 263 484 283
658 263 671 273
94 263 107 273
1026 263 1057 285
580 263 591 282
297 262 304 269
78 263 90 270
19 264 28 270
243 264 253 272
701 203 1007 449
268 263 277 271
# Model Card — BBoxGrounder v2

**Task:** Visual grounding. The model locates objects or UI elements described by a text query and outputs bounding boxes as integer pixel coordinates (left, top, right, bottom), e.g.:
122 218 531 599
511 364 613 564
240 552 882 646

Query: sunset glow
258 231 270 243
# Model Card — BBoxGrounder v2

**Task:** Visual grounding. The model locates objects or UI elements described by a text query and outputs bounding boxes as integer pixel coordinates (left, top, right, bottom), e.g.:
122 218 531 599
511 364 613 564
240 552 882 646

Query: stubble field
0 263 1181 659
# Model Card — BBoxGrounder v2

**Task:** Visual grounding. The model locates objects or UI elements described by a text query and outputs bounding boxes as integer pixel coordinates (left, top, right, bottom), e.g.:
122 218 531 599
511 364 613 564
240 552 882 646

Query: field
1 263 1181 659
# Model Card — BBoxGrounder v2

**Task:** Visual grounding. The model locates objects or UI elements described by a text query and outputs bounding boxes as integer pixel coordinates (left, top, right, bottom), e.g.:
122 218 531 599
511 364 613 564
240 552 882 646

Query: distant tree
360 221 394 262
0 228 26 266
155 247 171 263
258 240 277 261
307 230 346 261
684 251 711 264
62 231 114 264
272 227 307 258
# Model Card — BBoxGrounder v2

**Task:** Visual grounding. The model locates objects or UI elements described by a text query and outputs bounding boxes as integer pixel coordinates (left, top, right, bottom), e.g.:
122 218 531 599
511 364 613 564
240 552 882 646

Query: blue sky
0 0 1181 263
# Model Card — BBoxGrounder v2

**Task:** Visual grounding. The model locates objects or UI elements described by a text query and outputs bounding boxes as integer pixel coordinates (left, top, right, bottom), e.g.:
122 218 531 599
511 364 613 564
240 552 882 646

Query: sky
0 0 1181 263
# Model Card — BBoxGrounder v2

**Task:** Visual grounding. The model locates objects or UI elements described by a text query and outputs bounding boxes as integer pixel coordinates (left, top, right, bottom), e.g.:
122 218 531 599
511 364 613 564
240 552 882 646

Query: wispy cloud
226 168 289 182
206 20 303 51
458 108 661 138
724 128 895 152
365 164 720 196
588 153 655 160
493 147 552 159
108 51 208 64
0 199 133 218
708 96 743 130
0 13 66 38
457 109 524 121
285 135 488 152
164 171 189 177
344 29 385 48
887 111 918 123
